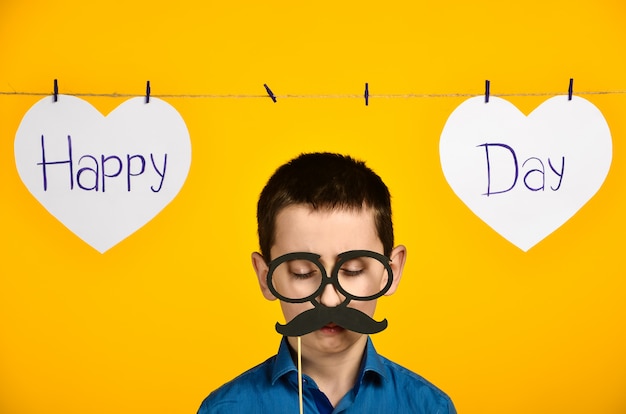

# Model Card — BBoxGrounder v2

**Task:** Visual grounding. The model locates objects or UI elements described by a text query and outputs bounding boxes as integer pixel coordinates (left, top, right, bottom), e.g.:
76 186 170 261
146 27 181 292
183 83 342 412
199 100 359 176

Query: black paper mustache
275 304 388 336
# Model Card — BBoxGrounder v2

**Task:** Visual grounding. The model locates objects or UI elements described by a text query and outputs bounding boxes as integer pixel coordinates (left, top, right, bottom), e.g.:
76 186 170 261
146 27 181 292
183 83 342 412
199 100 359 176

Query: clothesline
1 90 626 99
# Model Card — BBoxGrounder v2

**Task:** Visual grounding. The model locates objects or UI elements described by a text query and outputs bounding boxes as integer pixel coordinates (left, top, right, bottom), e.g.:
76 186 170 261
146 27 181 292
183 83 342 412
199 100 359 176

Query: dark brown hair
256 152 394 261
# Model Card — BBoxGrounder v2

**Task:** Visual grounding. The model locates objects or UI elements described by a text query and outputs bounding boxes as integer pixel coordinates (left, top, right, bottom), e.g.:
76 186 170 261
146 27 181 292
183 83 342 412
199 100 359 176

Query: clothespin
53 79 58 102
568 78 574 101
364 83 369 106
264 84 277 103
485 80 490 103
146 80 151 103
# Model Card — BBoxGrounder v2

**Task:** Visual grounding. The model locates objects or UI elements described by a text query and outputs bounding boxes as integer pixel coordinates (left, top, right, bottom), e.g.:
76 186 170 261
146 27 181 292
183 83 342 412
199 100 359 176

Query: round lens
335 253 390 300
270 258 324 301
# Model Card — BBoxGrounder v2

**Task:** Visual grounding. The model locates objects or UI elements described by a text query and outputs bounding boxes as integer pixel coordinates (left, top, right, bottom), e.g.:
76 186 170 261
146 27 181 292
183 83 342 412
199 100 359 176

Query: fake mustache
275 304 388 337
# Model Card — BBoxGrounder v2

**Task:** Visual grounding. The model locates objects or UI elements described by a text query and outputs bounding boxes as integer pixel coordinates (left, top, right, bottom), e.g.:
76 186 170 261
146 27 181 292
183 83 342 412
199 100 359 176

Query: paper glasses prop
266 250 394 336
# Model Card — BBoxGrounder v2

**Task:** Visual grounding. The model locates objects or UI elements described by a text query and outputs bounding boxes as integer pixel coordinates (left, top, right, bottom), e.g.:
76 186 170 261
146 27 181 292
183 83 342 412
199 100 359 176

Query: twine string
1 90 626 99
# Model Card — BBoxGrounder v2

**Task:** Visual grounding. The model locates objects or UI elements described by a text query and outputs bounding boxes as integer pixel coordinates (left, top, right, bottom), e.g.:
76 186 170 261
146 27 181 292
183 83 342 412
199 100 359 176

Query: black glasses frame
266 249 394 304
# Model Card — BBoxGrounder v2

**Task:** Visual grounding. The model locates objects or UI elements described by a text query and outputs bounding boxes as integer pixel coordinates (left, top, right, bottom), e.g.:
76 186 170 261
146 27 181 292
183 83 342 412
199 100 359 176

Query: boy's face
252 204 406 357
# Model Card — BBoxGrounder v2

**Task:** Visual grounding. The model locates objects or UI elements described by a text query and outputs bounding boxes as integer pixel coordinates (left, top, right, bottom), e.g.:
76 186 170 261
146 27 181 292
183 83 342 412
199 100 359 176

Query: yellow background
1 1 625 413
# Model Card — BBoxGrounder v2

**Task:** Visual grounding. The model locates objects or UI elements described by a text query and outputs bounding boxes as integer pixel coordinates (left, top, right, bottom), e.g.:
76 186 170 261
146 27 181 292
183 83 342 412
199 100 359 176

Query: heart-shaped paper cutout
439 95 612 251
14 95 191 253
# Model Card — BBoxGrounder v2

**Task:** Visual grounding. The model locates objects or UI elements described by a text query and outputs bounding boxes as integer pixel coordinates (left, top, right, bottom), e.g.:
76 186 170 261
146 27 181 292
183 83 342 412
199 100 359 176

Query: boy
197 152 455 413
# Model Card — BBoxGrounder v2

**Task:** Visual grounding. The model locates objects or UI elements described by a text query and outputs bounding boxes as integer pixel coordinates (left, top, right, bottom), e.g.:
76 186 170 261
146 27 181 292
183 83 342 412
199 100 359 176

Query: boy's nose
318 283 344 307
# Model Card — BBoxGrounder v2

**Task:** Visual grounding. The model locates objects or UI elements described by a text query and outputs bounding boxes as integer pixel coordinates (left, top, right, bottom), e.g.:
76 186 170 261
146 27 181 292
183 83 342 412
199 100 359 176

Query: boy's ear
384 245 407 296
251 252 277 301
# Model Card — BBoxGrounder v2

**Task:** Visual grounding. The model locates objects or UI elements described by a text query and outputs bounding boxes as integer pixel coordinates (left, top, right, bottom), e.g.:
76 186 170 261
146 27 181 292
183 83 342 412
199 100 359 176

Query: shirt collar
361 336 387 381
271 337 298 385
271 336 387 386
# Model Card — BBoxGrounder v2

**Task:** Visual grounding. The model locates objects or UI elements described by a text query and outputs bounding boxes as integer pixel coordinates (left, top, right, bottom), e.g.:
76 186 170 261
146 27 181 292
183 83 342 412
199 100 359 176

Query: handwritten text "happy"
37 135 167 192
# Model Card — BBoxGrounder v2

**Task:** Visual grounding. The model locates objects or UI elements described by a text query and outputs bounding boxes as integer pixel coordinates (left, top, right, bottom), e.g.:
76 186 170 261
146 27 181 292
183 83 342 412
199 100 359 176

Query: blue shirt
197 337 456 414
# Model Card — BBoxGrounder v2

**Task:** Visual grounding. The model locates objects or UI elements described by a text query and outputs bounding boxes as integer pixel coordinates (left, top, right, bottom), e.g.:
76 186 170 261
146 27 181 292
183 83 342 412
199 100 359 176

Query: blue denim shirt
197 337 456 414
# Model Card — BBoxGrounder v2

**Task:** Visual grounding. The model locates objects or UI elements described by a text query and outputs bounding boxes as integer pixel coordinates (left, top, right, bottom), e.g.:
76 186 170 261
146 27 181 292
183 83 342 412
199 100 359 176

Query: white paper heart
439 95 612 251
14 95 191 253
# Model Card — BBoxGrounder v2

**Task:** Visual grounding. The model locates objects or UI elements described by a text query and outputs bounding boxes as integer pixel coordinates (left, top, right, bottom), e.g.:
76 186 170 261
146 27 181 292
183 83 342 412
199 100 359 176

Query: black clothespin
485 80 490 103
568 78 574 101
263 83 277 103
53 79 58 102
146 80 151 103
364 82 369 106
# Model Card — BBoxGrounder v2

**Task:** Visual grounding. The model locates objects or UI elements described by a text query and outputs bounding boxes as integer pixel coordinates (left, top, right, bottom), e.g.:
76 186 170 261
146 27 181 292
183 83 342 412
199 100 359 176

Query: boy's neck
289 334 368 407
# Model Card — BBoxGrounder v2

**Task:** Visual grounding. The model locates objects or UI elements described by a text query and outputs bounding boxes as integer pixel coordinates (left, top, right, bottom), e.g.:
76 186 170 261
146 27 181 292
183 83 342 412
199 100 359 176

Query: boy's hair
257 152 394 261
